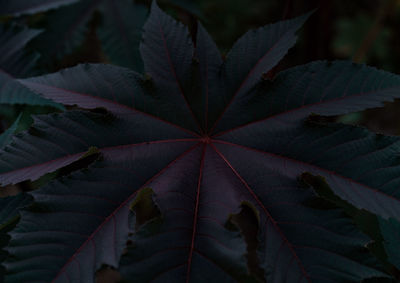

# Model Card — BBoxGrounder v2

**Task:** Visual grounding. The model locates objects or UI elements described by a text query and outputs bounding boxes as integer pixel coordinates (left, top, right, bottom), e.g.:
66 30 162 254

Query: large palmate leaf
2 2 400 282
33 0 147 70
0 24 63 108
0 0 78 16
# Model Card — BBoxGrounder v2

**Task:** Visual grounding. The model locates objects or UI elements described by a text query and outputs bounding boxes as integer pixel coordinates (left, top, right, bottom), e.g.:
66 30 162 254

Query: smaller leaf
0 24 64 108
0 24 40 77
32 0 147 70
0 193 32 282
379 217 400 271
0 114 22 149
98 0 147 71
30 0 97 63
0 194 31 232
301 172 395 278
0 0 79 16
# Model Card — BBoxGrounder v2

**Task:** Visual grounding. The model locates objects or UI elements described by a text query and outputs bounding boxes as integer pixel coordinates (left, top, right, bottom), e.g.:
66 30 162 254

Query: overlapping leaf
2 2 400 282
212 61 400 133
97 0 147 69
0 24 63 108
209 11 311 133
0 0 78 16
0 194 31 282
0 114 22 149
379 217 400 270
33 0 147 70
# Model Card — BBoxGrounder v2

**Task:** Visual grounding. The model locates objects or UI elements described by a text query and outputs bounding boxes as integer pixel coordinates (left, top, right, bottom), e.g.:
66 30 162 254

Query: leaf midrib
213 140 400 213
209 26 298 134
185 144 206 282
211 142 312 283
155 14 203 135
214 85 400 137
50 142 201 282
0 139 198 186
19 80 200 137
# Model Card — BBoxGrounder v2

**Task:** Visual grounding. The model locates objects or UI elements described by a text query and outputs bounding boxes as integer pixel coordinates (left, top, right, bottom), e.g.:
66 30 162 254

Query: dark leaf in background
0 114 22 149
379 217 400 271
98 0 147 70
166 0 202 16
0 0 79 17
0 194 32 282
32 0 147 71
0 24 63 108
0 24 40 78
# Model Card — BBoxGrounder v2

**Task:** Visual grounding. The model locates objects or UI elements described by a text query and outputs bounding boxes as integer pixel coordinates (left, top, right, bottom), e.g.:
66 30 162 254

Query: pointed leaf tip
210 10 314 133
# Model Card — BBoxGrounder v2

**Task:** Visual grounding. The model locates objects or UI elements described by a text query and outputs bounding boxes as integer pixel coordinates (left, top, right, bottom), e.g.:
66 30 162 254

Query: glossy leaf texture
32 0 147 70
2 2 400 282
0 0 78 16
0 24 63 108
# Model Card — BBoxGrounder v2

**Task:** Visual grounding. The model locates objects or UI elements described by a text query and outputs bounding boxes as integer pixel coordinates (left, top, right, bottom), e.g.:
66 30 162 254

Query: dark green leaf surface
0 24 40 78
33 0 147 70
0 24 63 108
2 3 400 282
380 217 400 270
0 194 32 235
166 0 202 17
0 194 32 282
0 114 22 149
0 0 78 16
31 0 98 63
98 0 147 70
